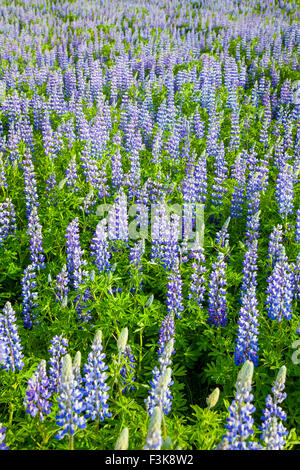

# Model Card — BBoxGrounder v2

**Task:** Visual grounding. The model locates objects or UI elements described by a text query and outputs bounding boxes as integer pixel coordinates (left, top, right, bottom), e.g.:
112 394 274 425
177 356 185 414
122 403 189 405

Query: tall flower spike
234 286 259 367
0 302 24 372
166 259 184 320
24 360 52 421
207 253 227 327
83 330 112 422
48 334 68 394
115 428 129 450
21 264 39 329
260 366 288 450
266 248 294 322
146 339 174 417
65 217 88 290
90 220 111 274
55 265 70 303
188 232 206 309
55 354 86 443
144 406 163 450
0 199 17 247
218 361 262 450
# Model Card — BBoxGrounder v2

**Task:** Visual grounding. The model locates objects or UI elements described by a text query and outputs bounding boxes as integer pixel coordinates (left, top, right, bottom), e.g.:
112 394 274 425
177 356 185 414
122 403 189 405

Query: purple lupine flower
55 265 70 303
211 142 228 207
295 209 300 243
83 330 111 422
0 425 8 450
245 210 260 248
48 334 68 394
229 108 240 150
268 225 283 266
24 360 52 421
260 366 288 450
144 406 163 450
27 207 45 270
230 152 247 219
0 302 24 372
145 339 174 417
216 217 230 249
74 287 93 323
166 260 184 320
158 313 175 357
240 240 258 295
234 287 259 367
65 217 88 291
193 109 205 139
266 248 294 322
21 264 39 329
111 147 124 189
90 220 111 274
55 354 86 443
65 157 80 192
0 199 17 247
0 154 8 189
108 191 129 243
120 345 136 393
151 202 179 271
207 253 227 327
45 171 56 204
275 164 294 219
218 361 262 450
22 148 39 215
188 232 206 308
194 152 207 205
79 189 96 216
293 254 300 301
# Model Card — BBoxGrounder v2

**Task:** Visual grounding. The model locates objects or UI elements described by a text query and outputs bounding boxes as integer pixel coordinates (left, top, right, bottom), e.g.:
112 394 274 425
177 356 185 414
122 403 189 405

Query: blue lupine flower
83 330 112 422
65 157 79 192
55 265 70 303
266 248 294 322
21 264 39 329
293 253 300 301
48 334 68 394
295 209 300 243
55 354 86 442
218 361 262 450
0 424 8 450
0 199 16 247
234 286 259 367
268 225 283 266
260 366 288 450
24 360 52 421
240 240 258 295
158 313 175 356
188 232 206 308
90 220 111 274
65 217 88 290
146 339 174 417
275 164 294 219
144 406 163 450
27 206 45 270
0 302 24 372
166 260 184 320
207 253 227 327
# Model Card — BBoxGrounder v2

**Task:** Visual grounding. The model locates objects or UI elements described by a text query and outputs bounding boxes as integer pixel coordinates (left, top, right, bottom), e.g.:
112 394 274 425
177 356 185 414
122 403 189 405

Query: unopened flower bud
115 428 129 450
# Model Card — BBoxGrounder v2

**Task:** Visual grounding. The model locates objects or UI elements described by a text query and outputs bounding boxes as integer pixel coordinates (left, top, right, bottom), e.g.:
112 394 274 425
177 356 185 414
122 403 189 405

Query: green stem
8 402 14 426
69 433 74 450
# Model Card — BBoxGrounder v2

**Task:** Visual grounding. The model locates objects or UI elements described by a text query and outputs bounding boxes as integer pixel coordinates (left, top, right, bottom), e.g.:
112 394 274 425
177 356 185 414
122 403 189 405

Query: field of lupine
0 0 299 452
